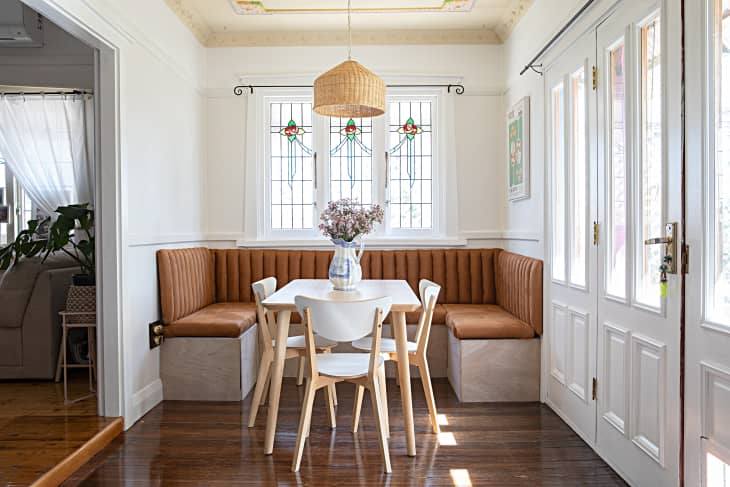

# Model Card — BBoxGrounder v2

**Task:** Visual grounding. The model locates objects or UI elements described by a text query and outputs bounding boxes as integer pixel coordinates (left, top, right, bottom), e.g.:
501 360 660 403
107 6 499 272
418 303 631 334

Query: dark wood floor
64 379 627 486
0 371 119 486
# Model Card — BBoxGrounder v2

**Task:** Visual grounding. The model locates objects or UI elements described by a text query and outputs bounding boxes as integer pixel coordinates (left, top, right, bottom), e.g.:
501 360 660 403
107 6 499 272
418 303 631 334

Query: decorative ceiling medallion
229 0 475 15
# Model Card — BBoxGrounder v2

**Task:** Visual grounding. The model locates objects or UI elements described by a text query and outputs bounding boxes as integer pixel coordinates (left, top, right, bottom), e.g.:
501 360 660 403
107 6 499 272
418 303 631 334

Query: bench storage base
447 332 540 402
161 324 258 401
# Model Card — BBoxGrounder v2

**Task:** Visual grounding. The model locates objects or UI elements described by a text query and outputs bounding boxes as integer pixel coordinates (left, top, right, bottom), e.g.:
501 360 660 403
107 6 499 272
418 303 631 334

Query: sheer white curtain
0 94 94 216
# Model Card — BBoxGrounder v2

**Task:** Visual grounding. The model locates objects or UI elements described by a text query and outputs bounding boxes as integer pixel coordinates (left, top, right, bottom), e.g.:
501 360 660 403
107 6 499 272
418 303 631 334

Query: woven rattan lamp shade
313 60 386 117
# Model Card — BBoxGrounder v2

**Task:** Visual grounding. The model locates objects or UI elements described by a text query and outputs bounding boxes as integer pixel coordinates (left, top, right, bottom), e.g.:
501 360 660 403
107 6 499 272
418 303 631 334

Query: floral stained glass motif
279 119 312 188
270 102 314 230
388 101 433 229
330 118 373 190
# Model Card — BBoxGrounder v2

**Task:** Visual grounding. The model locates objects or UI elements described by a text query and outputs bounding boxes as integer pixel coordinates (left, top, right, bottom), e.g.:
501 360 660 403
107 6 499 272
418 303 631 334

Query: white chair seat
273 335 337 349
315 352 384 378
351 337 417 354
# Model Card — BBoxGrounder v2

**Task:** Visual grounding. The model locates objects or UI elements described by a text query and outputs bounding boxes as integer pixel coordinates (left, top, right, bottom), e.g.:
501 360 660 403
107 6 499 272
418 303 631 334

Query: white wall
501 0 586 259
0 19 94 89
23 0 207 428
205 44 507 246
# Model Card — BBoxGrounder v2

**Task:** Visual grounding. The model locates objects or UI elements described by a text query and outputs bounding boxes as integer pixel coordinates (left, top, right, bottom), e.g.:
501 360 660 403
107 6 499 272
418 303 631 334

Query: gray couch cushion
0 253 77 329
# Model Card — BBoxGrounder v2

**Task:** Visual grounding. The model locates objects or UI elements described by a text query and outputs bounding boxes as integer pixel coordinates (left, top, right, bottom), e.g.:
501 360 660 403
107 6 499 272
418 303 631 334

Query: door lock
644 222 678 274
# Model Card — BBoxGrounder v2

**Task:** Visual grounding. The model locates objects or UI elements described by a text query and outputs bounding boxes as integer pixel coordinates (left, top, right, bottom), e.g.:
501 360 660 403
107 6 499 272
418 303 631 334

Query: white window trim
243 80 459 245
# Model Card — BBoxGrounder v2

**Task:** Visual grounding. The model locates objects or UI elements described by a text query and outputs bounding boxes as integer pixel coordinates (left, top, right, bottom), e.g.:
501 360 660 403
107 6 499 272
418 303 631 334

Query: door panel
595 1 681 485
545 32 598 444
685 0 730 485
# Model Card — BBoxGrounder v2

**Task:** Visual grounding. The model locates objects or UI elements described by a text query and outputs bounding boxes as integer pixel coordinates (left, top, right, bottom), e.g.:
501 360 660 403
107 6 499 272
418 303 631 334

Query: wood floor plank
63 379 627 486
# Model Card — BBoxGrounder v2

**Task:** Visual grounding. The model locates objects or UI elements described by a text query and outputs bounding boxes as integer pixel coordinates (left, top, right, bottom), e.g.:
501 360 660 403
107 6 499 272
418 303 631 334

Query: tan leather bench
156 247 543 402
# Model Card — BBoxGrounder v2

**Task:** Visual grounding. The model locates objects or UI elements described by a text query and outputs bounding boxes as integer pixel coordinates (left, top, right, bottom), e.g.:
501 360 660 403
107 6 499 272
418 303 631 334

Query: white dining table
261 279 422 457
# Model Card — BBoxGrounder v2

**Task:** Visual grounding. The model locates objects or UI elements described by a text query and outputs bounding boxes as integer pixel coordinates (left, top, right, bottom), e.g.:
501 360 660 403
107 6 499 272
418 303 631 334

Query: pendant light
313 0 386 117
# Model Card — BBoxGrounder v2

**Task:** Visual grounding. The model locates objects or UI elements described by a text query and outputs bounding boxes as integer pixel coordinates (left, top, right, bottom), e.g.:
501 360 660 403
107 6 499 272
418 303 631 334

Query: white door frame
20 0 124 419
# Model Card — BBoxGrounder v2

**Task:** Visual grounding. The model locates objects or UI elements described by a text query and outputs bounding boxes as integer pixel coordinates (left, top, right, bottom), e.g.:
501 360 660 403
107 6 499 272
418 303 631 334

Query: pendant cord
347 0 352 60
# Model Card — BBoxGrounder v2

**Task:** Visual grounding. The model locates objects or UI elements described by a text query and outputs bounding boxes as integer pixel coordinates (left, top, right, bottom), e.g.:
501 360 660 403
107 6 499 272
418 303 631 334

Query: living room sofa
156 247 543 402
0 254 79 379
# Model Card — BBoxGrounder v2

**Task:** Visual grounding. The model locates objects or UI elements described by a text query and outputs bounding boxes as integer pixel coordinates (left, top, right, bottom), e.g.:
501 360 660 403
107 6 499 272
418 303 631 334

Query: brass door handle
645 237 673 245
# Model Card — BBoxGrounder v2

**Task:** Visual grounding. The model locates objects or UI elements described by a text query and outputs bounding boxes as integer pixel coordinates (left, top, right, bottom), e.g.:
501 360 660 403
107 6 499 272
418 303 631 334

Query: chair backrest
252 277 277 348
294 296 392 343
415 279 441 353
296 296 391 380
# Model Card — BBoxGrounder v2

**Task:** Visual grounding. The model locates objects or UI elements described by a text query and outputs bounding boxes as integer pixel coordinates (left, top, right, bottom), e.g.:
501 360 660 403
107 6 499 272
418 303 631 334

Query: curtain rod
233 84 465 95
0 89 93 96
519 0 597 76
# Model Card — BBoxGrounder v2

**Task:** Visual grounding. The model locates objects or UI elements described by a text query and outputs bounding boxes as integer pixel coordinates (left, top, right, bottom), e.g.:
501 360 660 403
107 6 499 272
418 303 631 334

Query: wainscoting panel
551 302 568 385
701 362 730 449
630 334 667 465
567 308 590 402
602 322 630 435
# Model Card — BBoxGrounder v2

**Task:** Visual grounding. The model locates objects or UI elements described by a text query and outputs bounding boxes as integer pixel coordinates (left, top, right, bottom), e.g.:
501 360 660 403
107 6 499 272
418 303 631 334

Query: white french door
546 1 683 485
545 32 599 444
595 1 682 485
685 1 730 486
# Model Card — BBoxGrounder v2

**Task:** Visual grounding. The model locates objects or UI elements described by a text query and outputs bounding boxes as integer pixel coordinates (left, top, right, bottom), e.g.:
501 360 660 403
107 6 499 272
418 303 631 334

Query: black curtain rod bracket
233 83 465 96
519 0 597 76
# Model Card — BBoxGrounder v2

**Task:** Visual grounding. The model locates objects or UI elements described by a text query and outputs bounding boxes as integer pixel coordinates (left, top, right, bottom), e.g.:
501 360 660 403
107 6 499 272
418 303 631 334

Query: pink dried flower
319 198 384 242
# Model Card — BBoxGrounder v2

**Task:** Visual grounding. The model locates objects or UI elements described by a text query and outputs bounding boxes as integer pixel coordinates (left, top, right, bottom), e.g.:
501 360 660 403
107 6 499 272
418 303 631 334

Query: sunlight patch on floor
450 469 472 487
438 432 457 446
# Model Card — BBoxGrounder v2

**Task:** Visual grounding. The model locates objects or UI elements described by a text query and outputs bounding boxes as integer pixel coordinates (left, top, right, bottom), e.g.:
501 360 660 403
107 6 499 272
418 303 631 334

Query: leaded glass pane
570 67 588 287
608 42 628 298
269 102 314 230
388 101 433 229
635 16 663 308
329 117 373 206
552 83 566 282
709 0 730 324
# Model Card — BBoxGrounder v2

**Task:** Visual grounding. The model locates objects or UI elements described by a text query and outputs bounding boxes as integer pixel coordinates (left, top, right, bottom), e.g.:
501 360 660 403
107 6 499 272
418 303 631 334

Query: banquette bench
156 247 543 402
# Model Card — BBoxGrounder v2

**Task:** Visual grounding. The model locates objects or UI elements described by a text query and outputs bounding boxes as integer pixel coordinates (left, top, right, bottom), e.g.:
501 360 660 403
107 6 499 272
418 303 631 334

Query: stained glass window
552 82 566 282
570 67 588 287
388 101 433 229
269 102 314 230
329 117 373 206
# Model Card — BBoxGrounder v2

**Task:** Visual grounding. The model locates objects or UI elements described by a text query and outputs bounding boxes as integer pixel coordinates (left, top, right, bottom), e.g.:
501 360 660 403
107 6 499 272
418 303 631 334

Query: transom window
259 90 442 241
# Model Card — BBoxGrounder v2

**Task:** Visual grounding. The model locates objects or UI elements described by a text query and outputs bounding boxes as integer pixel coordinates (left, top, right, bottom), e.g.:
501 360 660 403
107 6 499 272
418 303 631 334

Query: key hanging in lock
659 254 671 298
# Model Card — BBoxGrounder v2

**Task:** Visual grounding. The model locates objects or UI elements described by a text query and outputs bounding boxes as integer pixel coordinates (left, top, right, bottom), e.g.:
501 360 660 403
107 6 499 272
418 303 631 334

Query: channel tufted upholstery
156 247 543 340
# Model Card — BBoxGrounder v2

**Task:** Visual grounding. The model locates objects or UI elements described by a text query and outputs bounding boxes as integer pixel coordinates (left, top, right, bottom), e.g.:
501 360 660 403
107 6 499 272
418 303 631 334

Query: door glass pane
635 15 663 308
552 82 566 281
388 100 433 230
707 451 730 487
608 42 628 298
570 67 587 287
710 0 730 324
269 102 314 230
329 117 373 206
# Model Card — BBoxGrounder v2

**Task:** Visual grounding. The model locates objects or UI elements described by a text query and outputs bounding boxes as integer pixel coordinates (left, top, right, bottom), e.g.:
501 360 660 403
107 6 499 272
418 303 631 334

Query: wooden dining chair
351 279 442 434
247 277 338 428
292 296 393 473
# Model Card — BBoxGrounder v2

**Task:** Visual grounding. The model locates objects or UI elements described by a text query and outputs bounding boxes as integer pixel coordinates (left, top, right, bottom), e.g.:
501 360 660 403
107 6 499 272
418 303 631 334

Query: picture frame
507 96 530 201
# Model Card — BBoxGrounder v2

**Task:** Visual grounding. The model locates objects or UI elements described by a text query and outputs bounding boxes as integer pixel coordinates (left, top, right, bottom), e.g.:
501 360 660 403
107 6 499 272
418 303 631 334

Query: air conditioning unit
0 1 44 47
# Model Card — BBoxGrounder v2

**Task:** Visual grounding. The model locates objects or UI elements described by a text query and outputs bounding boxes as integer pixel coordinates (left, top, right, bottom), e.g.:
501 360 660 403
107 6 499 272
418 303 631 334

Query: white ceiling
165 0 532 47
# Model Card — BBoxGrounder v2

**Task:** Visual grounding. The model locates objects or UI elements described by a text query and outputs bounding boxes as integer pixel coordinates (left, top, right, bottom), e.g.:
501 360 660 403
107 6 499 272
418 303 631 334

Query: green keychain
659 255 671 299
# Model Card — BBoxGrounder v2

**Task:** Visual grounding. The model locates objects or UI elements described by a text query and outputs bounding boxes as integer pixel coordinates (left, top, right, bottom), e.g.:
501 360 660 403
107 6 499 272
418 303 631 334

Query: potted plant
0 203 95 286
319 198 384 291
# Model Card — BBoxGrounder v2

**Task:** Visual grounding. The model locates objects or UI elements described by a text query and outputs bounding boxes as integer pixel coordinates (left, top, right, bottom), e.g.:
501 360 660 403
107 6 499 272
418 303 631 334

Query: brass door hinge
682 243 690 274
593 222 599 246
592 66 598 90
592 377 598 400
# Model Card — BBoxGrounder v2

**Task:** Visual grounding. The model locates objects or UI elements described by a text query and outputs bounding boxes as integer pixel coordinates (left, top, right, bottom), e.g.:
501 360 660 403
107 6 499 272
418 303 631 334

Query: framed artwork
507 96 530 201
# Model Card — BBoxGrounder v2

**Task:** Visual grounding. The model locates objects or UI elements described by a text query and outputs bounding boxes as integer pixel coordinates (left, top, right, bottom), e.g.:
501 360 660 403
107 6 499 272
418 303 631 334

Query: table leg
264 309 291 455
392 310 416 457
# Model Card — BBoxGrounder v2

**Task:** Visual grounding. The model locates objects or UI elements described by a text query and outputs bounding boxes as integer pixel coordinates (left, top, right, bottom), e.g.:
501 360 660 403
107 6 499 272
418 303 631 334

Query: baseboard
127 378 163 428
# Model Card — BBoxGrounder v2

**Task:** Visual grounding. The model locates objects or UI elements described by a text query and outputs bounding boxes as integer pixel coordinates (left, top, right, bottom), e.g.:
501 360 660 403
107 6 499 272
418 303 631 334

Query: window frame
249 86 451 244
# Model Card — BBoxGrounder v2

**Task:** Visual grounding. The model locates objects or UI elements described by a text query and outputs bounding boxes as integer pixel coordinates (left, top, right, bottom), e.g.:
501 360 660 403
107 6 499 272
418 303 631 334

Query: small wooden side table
54 311 97 404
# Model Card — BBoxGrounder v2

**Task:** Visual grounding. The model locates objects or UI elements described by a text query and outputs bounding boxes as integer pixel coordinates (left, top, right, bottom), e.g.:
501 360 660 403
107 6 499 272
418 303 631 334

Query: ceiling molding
206 29 501 47
164 0 530 47
495 0 533 41
228 0 475 15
